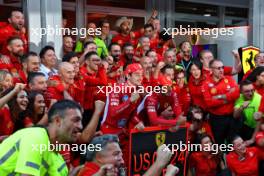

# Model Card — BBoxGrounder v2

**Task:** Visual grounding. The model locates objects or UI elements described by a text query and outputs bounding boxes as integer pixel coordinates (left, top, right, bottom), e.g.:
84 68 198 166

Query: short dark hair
84 41 96 49
21 51 38 63
98 19 109 28
144 23 154 30
189 60 203 74
84 51 98 61
247 66 264 82
62 52 78 62
85 134 119 161
239 79 253 90
123 42 133 50
27 72 46 84
7 36 23 46
39 45 55 59
48 100 82 122
9 10 23 18
230 135 242 143
146 49 156 56
108 42 120 52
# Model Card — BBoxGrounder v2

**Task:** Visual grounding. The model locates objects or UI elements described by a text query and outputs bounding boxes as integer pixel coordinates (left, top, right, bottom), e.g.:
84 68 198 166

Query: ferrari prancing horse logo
155 132 166 146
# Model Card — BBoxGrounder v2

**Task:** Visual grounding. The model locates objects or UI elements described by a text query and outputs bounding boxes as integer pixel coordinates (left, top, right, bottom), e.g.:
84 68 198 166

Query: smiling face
17 90 28 111
34 94 46 115
9 11 25 30
97 142 124 167
0 73 13 91
57 108 83 143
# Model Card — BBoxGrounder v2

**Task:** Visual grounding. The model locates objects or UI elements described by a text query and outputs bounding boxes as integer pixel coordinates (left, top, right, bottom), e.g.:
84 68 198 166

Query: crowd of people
0 9 264 176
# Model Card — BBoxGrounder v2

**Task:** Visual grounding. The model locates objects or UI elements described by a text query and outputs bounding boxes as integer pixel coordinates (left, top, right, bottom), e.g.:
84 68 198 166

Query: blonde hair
0 70 12 92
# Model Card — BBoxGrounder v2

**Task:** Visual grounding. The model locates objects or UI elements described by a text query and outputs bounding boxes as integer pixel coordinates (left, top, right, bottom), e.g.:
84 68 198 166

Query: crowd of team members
1 9 264 176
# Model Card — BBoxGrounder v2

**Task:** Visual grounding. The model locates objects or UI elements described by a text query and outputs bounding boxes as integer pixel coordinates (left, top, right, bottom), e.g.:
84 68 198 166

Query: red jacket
227 147 261 176
112 33 137 47
45 75 75 106
0 24 28 54
81 66 108 110
72 74 85 107
189 152 220 176
202 75 240 115
188 75 207 110
145 91 182 126
100 83 141 135
0 54 22 72
78 162 100 176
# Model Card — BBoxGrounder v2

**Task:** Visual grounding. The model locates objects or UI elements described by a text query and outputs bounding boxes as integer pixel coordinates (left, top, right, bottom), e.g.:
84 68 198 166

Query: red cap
158 74 172 86
124 63 143 75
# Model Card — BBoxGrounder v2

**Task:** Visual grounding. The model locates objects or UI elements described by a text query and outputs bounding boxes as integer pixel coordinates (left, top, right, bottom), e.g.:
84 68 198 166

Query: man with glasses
203 59 240 145
80 51 108 127
199 49 241 77
234 80 263 145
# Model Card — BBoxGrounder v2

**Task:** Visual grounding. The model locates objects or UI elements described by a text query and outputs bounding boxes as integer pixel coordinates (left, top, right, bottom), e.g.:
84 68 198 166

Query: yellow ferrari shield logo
242 46 260 74
156 132 166 147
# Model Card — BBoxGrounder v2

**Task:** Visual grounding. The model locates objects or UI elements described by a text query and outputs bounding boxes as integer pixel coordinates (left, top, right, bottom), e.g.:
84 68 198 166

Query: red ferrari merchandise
203 75 240 115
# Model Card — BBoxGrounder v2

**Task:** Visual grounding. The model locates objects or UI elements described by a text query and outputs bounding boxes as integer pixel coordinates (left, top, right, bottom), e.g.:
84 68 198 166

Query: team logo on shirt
210 88 217 94
208 83 214 87
155 132 166 146
224 79 229 83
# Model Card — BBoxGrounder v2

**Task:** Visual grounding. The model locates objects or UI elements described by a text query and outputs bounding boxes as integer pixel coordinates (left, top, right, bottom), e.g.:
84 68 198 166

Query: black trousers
209 113 238 145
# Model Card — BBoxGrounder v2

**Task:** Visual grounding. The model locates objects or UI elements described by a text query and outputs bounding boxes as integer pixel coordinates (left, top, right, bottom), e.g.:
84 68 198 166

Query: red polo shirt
202 75 240 115
226 147 261 176
188 75 207 110
78 162 100 176
80 66 107 110
0 24 28 54
189 152 219 176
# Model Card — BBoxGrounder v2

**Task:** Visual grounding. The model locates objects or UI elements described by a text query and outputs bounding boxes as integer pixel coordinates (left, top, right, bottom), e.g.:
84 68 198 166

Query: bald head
58 62 75 85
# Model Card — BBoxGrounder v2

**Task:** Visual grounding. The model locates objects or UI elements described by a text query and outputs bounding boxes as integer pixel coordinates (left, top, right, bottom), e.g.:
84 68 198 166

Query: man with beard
107 43 124 83
13 52 40 84
121 42 134 69
0 37 24 74
0 100 82 176
0 11 28 54
112 17 136 47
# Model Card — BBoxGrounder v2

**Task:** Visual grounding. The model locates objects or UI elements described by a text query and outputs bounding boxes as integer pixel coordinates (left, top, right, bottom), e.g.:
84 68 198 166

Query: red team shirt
227 147 261 176
203 76 240 115
144 91 182 126
189 152 220 176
